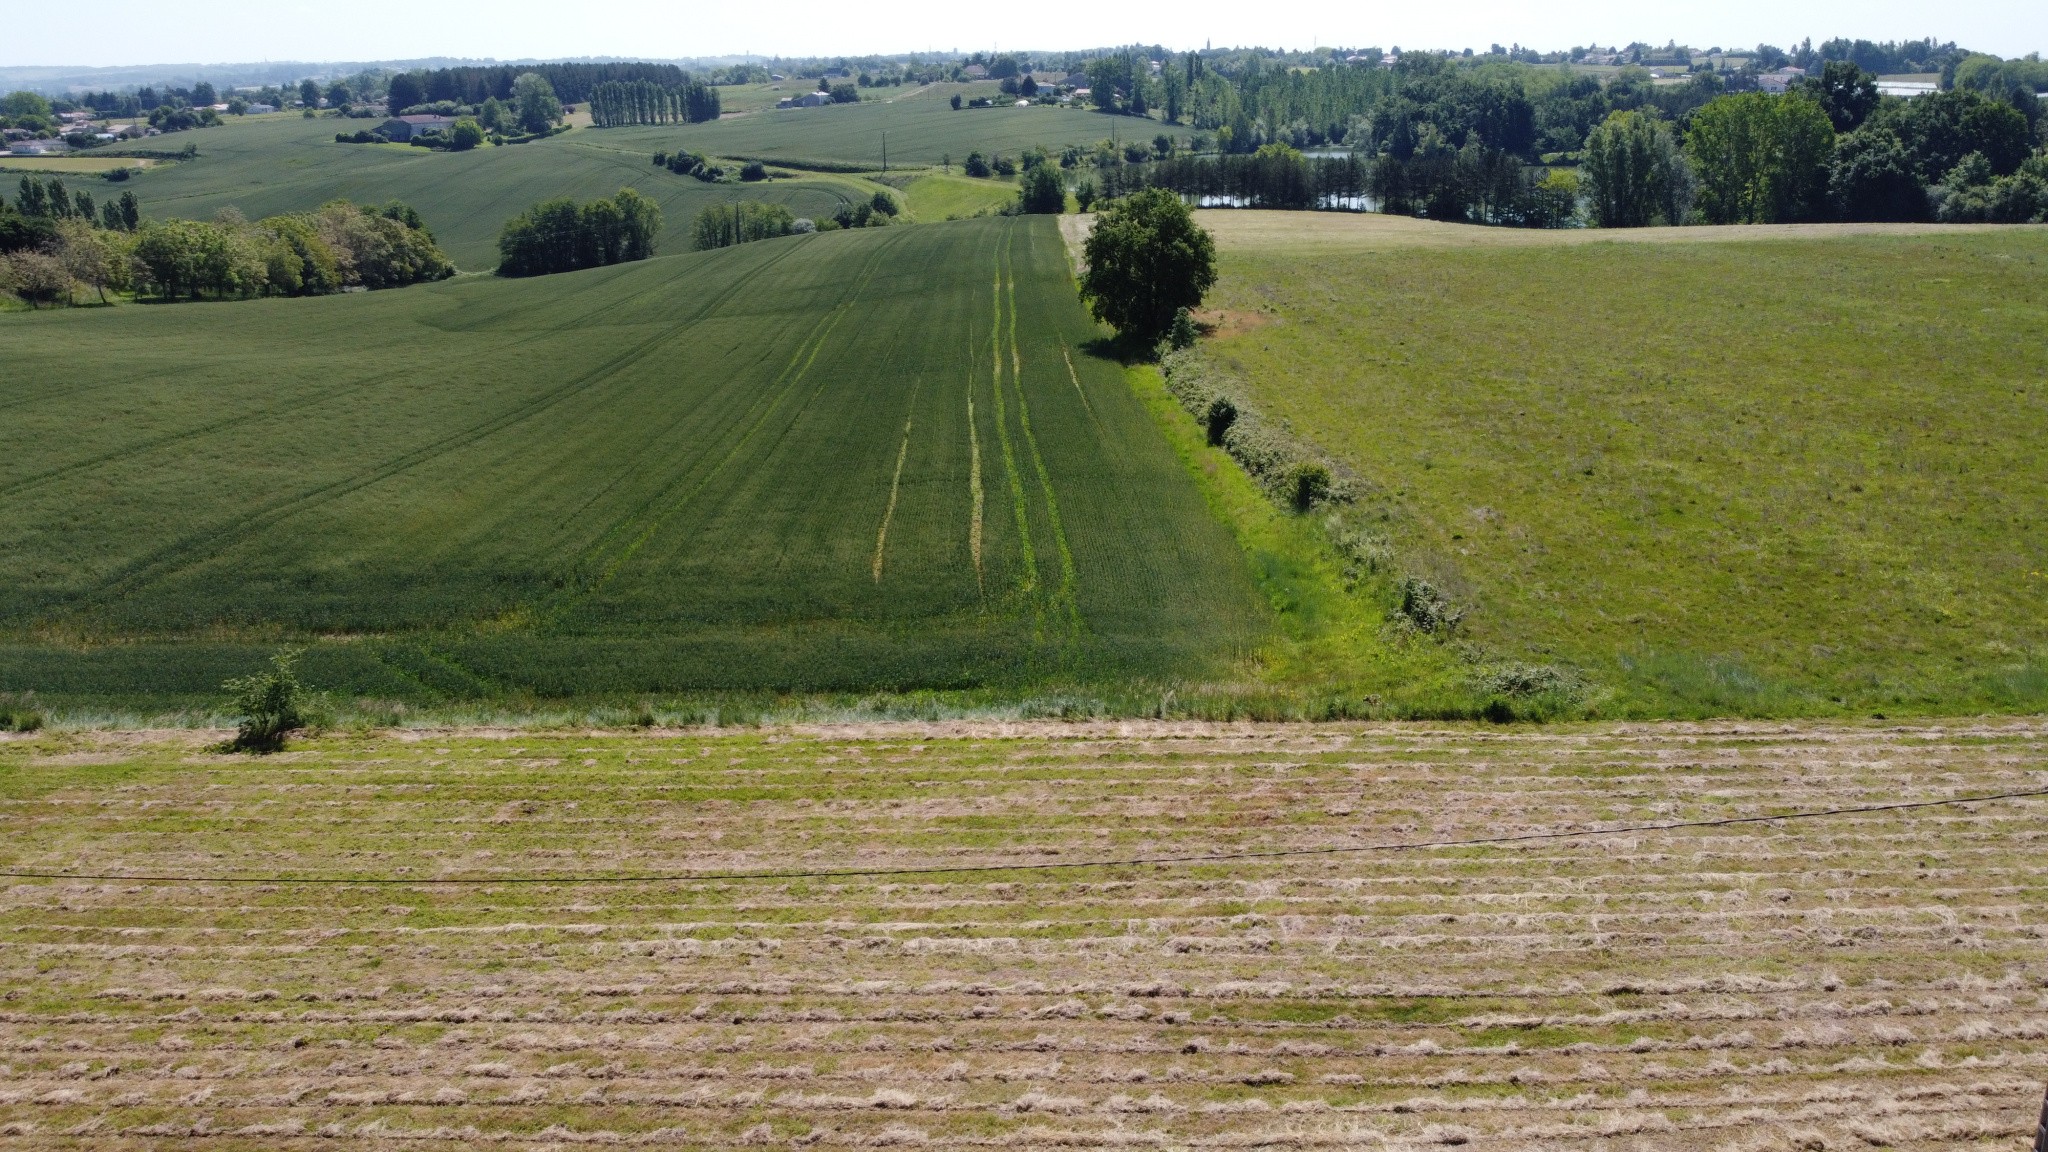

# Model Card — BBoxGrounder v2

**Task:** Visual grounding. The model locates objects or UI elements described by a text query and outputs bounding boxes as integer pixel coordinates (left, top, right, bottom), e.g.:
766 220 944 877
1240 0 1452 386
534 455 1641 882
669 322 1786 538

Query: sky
3 0 2042 68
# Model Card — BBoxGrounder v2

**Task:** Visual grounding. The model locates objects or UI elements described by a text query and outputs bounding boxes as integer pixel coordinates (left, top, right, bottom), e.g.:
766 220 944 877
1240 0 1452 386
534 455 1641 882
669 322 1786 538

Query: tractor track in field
1001 229 1080 634
513 232 905 632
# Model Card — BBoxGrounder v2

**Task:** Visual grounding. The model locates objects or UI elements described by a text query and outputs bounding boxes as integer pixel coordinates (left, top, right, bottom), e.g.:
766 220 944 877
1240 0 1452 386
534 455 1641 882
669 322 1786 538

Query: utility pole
881 130 887 173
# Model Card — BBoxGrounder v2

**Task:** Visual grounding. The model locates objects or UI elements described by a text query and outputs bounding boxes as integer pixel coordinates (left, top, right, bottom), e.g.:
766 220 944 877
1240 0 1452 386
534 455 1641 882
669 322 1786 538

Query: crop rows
2 720 2044 1149
0 217 1262 702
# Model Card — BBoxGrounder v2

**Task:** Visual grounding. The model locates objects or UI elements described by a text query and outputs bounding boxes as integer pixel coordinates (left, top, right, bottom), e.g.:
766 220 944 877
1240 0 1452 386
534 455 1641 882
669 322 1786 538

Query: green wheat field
0 218 1269 707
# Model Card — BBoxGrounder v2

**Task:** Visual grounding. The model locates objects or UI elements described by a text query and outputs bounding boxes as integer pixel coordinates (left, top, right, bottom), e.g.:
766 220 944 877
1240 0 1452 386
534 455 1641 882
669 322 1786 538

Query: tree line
588 81 721 127
386 62 686 115
496 189 663 277
3 182 451 306
1081 58 2045 226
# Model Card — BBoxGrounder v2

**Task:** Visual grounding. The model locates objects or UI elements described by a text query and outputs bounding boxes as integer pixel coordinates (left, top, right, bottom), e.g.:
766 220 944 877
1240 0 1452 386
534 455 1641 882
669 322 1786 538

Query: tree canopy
497 189 661 276
1079 188 1217 347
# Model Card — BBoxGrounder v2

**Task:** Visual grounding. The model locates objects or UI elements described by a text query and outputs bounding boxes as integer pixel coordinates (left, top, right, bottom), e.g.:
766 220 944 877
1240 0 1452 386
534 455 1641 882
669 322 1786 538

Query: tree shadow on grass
1076 332 1157 367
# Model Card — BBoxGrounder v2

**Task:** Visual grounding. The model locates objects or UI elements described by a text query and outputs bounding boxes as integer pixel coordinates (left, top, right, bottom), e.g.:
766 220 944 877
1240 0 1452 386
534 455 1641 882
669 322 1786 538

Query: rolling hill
1186 210 2048 715
0 218 1269 705
117 114 879 270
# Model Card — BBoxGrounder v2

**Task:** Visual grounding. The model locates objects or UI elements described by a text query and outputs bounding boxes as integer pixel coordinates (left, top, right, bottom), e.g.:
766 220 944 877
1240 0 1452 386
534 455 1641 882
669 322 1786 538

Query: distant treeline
1103 72 2045 226
1118 145 1574 227
588 80 721 127
386 63 686 114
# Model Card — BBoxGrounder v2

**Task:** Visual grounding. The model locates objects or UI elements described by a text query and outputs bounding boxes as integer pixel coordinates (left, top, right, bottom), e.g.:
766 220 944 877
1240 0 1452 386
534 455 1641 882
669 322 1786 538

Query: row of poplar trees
588 81 722 127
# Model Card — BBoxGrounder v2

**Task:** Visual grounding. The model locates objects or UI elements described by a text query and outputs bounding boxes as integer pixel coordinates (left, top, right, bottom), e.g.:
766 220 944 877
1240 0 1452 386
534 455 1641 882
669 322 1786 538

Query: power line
4 786 2043 889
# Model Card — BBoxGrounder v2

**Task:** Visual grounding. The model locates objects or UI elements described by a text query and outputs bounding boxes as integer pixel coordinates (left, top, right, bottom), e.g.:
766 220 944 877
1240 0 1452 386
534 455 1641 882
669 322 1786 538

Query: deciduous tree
1078 187 1217 347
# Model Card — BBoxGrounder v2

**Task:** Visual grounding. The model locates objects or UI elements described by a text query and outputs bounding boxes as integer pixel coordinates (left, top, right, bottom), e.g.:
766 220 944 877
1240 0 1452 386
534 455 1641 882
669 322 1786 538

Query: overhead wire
3 786 2043 888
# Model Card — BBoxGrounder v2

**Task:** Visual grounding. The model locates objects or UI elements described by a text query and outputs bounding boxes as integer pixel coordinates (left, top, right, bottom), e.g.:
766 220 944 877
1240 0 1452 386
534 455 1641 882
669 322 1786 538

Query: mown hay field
1185 211 2048 716
117 116 878 269
2 720 2045 1149
0 218 1266 705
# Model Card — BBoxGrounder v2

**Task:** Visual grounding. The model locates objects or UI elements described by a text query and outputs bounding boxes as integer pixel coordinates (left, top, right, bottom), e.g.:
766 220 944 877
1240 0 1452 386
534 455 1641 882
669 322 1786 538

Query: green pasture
0 218 1271 707
891 171 1020 220
1199 214 2048 715
586 83 1186 168
118 115 878 270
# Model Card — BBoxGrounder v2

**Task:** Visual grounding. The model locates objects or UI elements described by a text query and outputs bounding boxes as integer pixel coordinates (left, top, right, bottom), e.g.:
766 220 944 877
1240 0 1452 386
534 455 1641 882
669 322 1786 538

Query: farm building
377 114 457 141
775 92 830 109
962 64 988 79
1757 66 1809 93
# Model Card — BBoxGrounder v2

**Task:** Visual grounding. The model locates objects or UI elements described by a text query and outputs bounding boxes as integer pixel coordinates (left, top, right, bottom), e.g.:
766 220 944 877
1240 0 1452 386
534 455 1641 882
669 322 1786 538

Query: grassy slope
1195 211 2048 715
121 115 876 269
4 722 2043 1147
593 82 1187 168
0 218 1268 704
893 171 1020 221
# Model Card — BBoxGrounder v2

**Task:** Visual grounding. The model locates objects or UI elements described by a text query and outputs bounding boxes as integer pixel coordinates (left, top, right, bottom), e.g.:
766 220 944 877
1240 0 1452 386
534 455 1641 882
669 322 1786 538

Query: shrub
740 160 768 182
963 150 991 177
869 190 898 216
448 118 485 151
0 694 43 733
1285 461 1331 510
1202 394 1236 445
1396 577 1464 634
1168 306 1200 351
222 649 307 753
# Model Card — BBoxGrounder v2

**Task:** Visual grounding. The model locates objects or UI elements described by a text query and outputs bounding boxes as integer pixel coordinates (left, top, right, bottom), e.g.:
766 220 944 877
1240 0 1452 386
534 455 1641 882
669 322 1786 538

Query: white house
1757 66 1808 94
378 113 457 140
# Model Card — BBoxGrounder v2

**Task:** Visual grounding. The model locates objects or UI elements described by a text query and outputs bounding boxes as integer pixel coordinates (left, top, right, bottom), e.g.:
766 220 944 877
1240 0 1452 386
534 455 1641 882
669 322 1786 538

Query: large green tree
1582 110 1691 227
1017 165 1065 214
512 72 562 134
1079 188 1216 347
1685 92 1835 224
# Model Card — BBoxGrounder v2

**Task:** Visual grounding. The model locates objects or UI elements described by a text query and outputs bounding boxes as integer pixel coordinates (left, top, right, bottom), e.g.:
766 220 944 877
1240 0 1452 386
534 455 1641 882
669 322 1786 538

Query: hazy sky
4 0 2042 67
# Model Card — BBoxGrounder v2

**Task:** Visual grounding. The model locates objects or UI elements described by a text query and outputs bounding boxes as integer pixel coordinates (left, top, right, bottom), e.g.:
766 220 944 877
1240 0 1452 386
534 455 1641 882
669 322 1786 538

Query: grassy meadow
1191 211 2048 716
593 83 1188 169
889 171 1023 221
116 115 880 269
0 218 1278 708
3 719 2044 1147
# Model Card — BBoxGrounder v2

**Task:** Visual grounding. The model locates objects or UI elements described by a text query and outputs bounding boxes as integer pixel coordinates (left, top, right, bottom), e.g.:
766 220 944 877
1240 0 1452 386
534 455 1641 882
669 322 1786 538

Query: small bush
1168 307 1199 351
740 160 769 182
1203 395 1236 446
1285 462 1331 510
1396 577 1464 634
0 694 43 733
222 648 308 753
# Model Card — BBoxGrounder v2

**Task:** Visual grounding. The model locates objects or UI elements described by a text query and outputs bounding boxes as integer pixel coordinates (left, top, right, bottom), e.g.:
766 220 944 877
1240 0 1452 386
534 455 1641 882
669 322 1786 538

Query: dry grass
2 720 2044 1149
1059 210 2048 264
1190 210 2048 252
